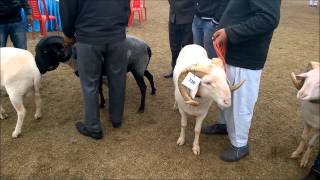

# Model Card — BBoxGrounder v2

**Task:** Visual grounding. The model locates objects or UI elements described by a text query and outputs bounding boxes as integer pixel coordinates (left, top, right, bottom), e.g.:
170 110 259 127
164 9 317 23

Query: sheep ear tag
182 72 201 99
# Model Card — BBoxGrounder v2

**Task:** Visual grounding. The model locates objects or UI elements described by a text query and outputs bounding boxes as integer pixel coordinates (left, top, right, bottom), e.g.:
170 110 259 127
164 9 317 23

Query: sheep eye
205 82 211 85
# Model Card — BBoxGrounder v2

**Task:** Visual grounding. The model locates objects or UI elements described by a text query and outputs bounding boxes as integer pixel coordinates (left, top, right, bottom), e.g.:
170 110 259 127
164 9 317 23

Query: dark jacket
0 0 31 24
219 0 281 70
195 0 229 21
169 0 195 24
59 0 130 45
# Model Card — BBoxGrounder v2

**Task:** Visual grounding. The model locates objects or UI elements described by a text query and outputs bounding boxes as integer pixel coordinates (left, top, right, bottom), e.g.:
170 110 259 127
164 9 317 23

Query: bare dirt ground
1 0 319 179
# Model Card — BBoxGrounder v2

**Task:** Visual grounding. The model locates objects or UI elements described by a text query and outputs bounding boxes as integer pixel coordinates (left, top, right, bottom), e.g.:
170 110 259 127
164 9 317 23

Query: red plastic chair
128 0 144 27
29 0 59 38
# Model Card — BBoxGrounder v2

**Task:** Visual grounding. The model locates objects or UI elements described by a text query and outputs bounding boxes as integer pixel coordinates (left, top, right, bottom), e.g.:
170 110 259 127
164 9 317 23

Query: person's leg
181 23 193 47
9 22 27 49
165 22 181 78
192 15 204 46
0 24 9 47
203 20 217 58
75 42 103 137
220 65 262 162
104 39 128 128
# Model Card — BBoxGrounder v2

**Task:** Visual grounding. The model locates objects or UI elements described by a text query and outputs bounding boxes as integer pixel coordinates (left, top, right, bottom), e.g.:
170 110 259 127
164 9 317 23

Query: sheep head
35 36 72 74
178 58 244 108
291 61 320 101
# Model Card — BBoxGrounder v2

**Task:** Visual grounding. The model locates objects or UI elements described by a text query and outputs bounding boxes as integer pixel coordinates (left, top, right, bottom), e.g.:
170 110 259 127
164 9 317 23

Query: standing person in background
192 0 229 58
0 0 32 49
60 0 130 140
202 0 281 162
163 0 194 78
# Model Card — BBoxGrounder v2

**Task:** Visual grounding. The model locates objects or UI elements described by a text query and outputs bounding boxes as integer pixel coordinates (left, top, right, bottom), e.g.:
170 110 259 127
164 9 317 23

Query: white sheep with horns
173 44 244 155
290 61 320 167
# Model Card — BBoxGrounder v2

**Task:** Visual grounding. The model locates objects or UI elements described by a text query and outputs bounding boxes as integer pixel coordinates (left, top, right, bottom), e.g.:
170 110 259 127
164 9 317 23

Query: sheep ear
296 72 307 80
308 61 320 70
211 58 224 68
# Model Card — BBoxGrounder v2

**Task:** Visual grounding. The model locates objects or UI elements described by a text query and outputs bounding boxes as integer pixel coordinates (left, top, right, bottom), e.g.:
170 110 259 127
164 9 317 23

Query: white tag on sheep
182 72 201 97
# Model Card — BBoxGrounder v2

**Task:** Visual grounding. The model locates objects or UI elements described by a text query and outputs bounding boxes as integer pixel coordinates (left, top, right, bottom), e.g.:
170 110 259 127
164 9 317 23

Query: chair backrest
29 0 50 20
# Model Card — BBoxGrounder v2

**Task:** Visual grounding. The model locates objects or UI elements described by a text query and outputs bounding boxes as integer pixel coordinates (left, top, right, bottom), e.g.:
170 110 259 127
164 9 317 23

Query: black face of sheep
35 36 72 74
35 35 156 113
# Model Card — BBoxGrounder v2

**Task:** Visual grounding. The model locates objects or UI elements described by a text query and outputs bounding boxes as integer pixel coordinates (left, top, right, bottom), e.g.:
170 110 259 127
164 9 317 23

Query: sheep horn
228 79 245 91
290 72 304 90
178 64 212 106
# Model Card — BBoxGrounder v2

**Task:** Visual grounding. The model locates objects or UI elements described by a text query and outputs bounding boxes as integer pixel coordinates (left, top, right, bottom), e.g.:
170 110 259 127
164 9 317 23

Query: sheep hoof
12 131 20 138
0 113 8 119
137 109 144 113
177 137 185 146
34 113 42 120
290 152 300 159
192 146 200 155
300 159 308 168
300 154 309 168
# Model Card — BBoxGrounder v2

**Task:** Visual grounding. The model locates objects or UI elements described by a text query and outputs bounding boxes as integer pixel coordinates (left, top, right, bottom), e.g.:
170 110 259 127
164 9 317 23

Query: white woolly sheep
290 61 320 167
173 44 244 155
0 47 42 138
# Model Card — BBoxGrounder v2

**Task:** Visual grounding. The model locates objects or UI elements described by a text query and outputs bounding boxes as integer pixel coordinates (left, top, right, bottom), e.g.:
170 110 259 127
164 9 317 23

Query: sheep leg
9 94 26 138
177 109 187 146
192 113 207 155
300 130 319 168
33 77 42 119
290 124 310 158
99 79 105 108
132 71 147 113
144 70 156 95
0 105 8 119
173 101 178 111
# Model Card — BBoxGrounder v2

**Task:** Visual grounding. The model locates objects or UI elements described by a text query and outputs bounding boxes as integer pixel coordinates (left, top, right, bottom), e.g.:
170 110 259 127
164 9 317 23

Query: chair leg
128 12 134 27
144 8 147 20
138 11 143 24
39 20 46 37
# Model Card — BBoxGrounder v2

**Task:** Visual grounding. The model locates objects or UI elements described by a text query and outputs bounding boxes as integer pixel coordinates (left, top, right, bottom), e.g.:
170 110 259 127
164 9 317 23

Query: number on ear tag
182 72 201 91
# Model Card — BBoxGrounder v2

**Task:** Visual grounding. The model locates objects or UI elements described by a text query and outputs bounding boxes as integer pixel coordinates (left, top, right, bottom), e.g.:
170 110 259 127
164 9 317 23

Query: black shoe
201 123 228 135
220 145 249 162
163 71 173 78
75 122 102 140
303 167 320 180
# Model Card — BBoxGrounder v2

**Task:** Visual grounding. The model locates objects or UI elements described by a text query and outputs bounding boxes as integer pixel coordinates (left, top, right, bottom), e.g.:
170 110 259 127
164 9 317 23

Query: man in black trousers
59 0 130 139
163 0 194 78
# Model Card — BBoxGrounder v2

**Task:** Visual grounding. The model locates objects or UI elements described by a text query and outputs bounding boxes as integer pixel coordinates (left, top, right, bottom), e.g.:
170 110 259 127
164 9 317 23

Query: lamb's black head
35 35 72 74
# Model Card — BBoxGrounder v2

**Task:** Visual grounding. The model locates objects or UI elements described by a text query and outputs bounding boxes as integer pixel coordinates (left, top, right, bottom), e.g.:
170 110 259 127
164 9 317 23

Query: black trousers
76 40 128 132
169 22 193 69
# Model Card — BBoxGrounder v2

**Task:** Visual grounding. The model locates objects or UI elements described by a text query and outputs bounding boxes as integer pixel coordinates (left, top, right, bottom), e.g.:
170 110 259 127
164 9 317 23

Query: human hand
63 35 75 48
213 28 227 47
27 15 33 25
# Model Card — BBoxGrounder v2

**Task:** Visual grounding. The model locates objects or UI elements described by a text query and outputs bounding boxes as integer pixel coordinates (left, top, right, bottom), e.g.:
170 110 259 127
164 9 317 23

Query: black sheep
35 35 156 113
